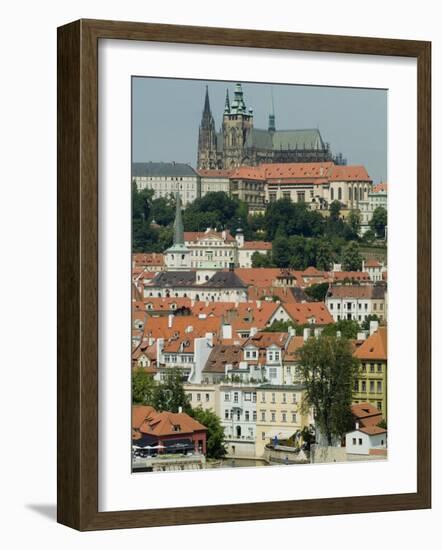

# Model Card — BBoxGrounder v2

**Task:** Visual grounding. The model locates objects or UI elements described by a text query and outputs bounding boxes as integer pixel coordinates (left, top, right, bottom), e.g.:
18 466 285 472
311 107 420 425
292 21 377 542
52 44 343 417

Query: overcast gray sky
132 77 387 183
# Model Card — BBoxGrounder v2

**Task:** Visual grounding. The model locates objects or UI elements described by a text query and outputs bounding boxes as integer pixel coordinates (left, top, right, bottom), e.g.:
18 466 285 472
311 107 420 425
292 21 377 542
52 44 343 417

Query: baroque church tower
164 193 191 271
197 86 218 169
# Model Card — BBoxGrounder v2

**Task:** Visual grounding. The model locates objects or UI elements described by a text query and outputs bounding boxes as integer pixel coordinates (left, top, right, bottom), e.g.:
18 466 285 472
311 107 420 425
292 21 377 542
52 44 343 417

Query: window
271 412 276 422
224 393 230 401
197 393 201 401
354 380 359 392
245 411 250 421
370 364 375 373
282 393 287 403
358 438 363 445
377 381 382 393
274 351 280 361
352 438 357 445
282 412 287 422
271 393 276 403
377 401 382 411
252 392 257 403
205 393 210 402
292 393 297 404
253 411 257 421
361 381 366 391
269 368 277 379
292 413 297 423
244 392 251 401
261 411 266 421
234 392 238 403
262 432 266 440
225 410 229 419
377 364 383 372
370 381 375 392
261 393 266 403
330 303 334 310
236 411 241 421
337 303 341 310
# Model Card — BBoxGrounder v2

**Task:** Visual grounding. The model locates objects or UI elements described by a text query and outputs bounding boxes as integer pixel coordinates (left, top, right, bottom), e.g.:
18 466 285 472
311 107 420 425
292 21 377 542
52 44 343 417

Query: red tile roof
184 230 235 243
372 182 387 193
133 406 207 437
241 241 272 250
328 165 371 182
198 169 232 178
280 302 334 325
354 327 387 361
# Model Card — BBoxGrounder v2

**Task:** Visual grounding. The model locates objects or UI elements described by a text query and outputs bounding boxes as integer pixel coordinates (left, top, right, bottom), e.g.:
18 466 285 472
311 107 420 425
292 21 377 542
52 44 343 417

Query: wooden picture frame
57 19 431 531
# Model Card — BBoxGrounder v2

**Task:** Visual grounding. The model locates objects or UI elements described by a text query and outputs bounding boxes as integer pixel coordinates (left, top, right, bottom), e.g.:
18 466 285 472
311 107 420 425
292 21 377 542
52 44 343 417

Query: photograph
130 77 389 473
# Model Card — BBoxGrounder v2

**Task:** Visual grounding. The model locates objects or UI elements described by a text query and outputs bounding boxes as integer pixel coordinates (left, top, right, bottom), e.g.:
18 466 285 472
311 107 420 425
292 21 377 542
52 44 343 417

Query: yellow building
255 384 310 457
353 327 388 419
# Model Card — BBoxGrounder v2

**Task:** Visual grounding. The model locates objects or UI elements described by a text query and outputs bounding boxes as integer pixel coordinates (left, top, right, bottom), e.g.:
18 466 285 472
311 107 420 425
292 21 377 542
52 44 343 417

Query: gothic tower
197 86 218 170
222 83 254 168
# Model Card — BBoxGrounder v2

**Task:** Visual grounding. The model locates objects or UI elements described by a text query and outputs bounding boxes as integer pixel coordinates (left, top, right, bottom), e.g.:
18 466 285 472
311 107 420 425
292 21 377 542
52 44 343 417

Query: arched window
338 188 342 201
236 426 242 438
330 188 334 200
360 187 363 201
349 187 353 201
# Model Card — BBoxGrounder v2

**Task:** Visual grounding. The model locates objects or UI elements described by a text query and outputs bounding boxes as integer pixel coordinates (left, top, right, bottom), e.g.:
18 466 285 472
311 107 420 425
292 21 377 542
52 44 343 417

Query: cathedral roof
132 162 198 178
272 129 325 150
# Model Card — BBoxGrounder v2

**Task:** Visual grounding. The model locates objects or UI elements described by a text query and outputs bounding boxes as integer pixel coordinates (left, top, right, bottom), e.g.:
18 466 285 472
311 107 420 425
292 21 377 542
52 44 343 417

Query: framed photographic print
57 19 431 530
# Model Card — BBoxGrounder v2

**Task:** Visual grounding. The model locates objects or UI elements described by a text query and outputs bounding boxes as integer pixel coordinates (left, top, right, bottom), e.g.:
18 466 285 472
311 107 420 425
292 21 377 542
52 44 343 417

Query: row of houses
132 160 385 215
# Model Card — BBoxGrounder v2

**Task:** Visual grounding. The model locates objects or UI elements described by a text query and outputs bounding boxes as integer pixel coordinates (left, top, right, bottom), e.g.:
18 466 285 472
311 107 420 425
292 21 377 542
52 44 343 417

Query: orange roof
351 403 383 427
198 169 231 178
241 241 272 250
284 336 305 362
132 405 156 429
328 165 371 182
142 314 222 341
372 182 387 193
359 425 387 435
261 161 334 180
354 327 387 361
332 271 370 282
143 297 191 311
230 165 266 180
364 259 382 268
134 407 207 437
184 230 235 243
245 331 289 349
132 253 165 267
235 268 284 287
281 302 334 325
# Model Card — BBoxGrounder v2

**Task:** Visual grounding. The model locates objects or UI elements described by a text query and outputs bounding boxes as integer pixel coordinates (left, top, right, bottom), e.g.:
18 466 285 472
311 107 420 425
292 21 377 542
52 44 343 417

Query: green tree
265 320 296 332
347 209 361 237
369 206 387 238
322 319 360 339
251 251 274 267
297 335 360 446
329 200 342 222
272 235 291 267
151 368 192 414
360 314 380 331
304 282 330 302
189 407 227 459
361 229 376 244
132 368 156 405
315 238 334 270
342 241 363 271
151 195 176 226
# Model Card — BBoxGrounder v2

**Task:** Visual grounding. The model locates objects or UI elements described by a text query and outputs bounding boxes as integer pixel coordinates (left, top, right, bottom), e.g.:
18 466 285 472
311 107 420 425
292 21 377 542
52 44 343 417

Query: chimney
288 326 295 337
250 327 258 337
303 328 311 341
222 323 232 340
178 406 183 414
355 421 360 430
369 320 379 336
357 331 367 341
168 314 173 329
256 300 262 308
336 330 342 338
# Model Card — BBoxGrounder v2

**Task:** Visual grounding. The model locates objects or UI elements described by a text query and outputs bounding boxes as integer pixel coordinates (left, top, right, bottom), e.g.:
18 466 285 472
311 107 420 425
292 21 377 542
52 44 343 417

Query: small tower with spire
164 193 191 271
197 85 218 170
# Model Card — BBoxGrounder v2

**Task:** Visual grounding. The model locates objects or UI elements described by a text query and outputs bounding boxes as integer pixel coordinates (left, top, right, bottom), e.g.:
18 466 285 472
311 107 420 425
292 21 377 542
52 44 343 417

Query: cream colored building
185 383 220 414
255 384 309 457
132 162 201 206
198 169 231 197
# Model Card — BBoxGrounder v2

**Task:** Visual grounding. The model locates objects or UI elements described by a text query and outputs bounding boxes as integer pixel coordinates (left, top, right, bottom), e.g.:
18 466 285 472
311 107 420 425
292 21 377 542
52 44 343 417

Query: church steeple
224 88 230 114
164 192 191 271
197 85 218 169
173 192 184 245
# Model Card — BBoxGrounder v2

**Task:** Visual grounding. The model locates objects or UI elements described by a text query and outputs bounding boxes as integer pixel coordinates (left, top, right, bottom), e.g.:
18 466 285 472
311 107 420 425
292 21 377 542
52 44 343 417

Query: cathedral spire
203 85 211 115
224 88 230 114
173 192 184 245
268 87 276 132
